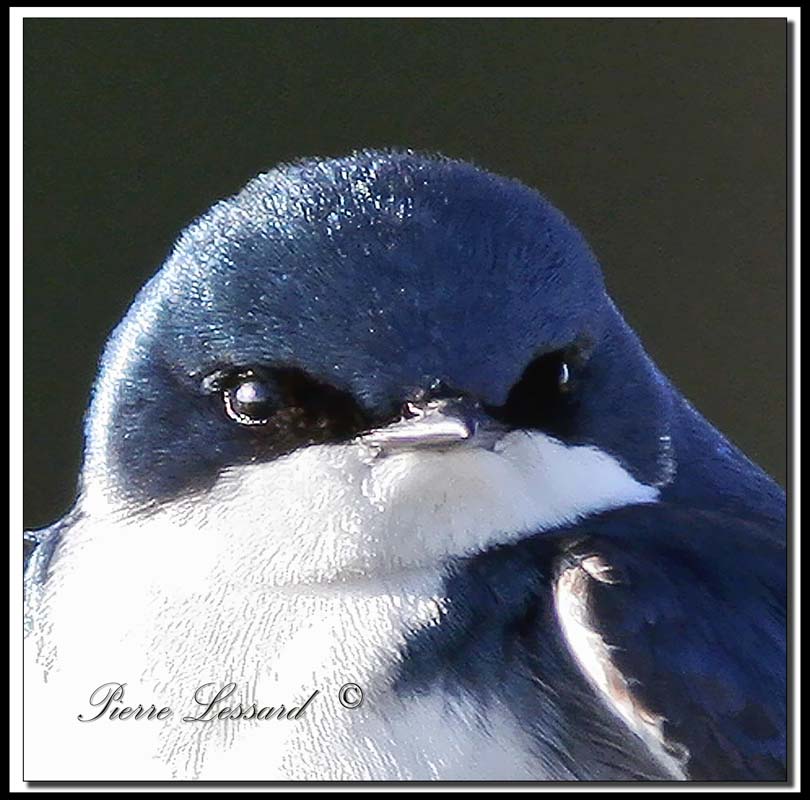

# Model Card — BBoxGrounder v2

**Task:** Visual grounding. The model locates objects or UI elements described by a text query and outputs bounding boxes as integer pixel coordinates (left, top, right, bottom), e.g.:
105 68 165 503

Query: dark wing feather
554 503 786 781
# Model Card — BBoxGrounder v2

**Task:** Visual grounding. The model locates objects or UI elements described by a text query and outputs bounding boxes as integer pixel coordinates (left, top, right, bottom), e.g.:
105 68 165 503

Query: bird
23 150 786 781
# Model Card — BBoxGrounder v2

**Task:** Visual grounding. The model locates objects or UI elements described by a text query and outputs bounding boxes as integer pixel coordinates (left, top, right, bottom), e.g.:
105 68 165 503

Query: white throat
82 428 658 587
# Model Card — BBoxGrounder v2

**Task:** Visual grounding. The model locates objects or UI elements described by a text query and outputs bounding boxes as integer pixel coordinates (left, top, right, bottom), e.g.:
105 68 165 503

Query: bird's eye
223 375 278 425
485 348 580 434
203 365 371 439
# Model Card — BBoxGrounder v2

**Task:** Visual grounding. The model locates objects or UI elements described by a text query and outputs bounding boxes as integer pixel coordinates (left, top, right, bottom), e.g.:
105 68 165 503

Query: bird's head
80 151 673 583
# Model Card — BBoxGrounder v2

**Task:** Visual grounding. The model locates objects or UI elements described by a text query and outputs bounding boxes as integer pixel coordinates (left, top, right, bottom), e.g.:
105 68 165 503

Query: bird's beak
357 398 501 456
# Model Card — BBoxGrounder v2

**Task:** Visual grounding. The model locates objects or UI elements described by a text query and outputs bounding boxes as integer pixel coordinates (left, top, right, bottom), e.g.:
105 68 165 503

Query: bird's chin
73 429 657 590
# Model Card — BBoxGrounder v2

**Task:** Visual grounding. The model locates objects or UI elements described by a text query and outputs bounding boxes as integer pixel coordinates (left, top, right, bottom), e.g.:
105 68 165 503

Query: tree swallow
24 150 786 781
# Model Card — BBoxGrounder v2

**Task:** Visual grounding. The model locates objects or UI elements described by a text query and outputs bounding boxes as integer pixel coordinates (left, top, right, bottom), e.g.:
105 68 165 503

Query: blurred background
23 18 788 529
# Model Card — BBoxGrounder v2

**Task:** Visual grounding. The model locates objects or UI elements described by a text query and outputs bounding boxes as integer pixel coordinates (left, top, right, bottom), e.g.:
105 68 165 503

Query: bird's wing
552 503 787 781
24 511 78 634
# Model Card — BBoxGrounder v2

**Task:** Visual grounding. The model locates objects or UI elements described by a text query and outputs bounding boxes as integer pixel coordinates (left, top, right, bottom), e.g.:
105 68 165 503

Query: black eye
223 375 278 426
203 365 372 442
486 349 579 434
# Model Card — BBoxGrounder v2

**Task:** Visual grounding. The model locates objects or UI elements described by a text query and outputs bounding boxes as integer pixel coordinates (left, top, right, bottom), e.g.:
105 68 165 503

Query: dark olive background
23 18 788 530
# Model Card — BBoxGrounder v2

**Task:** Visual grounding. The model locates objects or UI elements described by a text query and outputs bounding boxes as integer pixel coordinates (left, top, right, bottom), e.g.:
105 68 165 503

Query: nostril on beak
402 394 467 418
404 379 468 413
